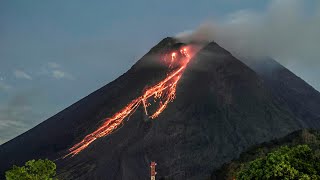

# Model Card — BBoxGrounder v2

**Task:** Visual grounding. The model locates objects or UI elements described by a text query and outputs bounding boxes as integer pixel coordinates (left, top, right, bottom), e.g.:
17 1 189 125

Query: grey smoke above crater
176 0 320 90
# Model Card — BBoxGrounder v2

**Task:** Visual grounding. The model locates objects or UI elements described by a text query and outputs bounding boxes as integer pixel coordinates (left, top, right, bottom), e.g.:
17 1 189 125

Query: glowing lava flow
65 46 194 157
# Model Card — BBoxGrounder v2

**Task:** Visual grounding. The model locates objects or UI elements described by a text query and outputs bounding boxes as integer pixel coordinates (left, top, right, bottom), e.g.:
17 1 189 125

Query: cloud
52 70 73 80
175 0 320 90
176 23 215 44
0 81 12 92
176 0 320 66
14 70 32 80
0 91 41 144
48 62 60 69
40 62 75 80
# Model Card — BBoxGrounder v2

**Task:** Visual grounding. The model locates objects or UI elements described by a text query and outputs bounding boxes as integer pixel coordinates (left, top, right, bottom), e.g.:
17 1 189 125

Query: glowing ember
65 45 195 158
171 52 176 59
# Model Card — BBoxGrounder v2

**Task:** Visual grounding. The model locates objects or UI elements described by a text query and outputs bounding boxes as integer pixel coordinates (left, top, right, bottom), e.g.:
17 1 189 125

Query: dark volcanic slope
149 42 303 179
0 39 311 180
0 37 182 176
245 58 320 128
57 42 302 180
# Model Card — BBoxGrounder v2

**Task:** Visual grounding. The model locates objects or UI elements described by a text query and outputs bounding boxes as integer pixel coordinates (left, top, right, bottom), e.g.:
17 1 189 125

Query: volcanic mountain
244 57 320 128
0 38 319 180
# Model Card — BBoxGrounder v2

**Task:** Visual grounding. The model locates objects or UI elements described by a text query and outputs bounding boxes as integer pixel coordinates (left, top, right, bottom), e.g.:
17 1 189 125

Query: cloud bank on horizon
176 0 320 69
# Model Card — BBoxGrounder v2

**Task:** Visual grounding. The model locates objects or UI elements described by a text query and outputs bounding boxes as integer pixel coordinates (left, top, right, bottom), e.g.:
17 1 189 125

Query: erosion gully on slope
64 45 199 158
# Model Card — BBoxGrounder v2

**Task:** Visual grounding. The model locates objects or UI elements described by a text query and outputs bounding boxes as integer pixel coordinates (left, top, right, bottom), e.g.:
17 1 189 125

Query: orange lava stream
65 47 193 158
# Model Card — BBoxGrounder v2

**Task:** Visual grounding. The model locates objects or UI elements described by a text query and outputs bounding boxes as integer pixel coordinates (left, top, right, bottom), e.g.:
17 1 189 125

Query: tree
5 159 57 180
237 145 320 179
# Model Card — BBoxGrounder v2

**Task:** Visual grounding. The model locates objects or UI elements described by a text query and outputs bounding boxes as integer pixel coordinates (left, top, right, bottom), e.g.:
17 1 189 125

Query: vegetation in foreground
237 145 320 179
5 159 57 180
212 129 320 180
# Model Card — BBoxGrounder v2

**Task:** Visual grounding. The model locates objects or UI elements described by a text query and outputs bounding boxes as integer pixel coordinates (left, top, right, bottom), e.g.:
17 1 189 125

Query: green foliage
237 145 320 180
5 159 57 180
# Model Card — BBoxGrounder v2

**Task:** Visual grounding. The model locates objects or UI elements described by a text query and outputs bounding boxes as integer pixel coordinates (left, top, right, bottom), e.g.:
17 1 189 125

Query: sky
0 0 319 144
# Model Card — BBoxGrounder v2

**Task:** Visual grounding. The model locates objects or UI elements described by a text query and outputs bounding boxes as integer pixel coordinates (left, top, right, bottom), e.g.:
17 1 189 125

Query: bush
237 145 320 179
5 159 57 180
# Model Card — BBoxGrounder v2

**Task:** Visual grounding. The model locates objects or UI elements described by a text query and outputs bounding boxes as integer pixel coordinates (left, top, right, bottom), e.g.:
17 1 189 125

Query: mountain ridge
243 57 320 128
0 37 181 176
0 38 319 180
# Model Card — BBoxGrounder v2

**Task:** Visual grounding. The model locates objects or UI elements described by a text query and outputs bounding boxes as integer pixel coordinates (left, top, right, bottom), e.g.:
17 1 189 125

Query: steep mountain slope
56 41 303 180
0 39 311 180
0 37 182 176
148 43 302 179
245 58 320 128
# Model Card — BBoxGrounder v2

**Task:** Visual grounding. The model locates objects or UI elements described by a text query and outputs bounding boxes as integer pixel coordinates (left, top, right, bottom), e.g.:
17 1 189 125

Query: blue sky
0 0 319 144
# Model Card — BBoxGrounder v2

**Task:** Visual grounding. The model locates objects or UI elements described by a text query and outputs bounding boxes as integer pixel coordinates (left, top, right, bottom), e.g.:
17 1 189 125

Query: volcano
0 38 319 180
244 57 320 128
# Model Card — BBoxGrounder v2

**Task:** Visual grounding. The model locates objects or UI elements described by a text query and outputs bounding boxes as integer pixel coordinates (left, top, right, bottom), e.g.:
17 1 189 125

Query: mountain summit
0 38 319 180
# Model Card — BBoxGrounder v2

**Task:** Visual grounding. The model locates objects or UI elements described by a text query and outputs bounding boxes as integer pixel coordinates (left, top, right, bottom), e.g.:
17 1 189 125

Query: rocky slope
245 58 320 128
0 38 318 180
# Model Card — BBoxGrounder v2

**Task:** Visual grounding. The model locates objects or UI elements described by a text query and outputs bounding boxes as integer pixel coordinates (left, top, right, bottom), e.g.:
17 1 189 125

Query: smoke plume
176 0 320 65
176 0 320 90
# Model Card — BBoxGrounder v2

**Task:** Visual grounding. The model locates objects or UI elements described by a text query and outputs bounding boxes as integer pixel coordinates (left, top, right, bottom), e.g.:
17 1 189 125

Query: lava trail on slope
65 45 198 157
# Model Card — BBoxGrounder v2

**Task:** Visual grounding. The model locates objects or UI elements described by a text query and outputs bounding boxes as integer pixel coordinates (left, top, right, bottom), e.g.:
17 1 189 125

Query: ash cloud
176 0 320 74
